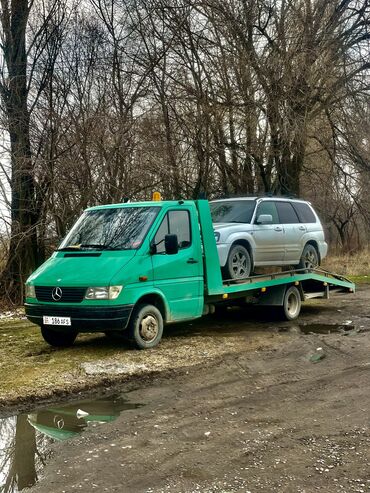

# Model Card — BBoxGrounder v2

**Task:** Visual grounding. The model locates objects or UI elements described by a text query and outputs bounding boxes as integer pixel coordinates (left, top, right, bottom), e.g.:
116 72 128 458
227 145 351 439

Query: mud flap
256 284 304 306
256 285 286 306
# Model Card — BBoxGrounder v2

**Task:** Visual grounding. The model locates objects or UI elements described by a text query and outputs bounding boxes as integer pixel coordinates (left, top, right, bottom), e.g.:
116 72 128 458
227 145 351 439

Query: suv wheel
298 244 319 270
223 244 251 280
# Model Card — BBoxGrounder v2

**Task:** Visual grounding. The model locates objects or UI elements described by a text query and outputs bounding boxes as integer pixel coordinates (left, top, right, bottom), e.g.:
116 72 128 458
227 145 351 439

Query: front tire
223 244 252 280
298 244 319 270
128 304 163 349
41 326 78 347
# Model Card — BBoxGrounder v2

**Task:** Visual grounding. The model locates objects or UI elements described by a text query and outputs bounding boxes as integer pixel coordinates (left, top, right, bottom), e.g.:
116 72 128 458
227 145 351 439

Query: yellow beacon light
152 191 162 201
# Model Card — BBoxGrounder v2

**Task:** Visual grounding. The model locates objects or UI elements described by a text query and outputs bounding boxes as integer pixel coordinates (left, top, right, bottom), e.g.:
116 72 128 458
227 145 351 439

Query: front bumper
25 303 134 332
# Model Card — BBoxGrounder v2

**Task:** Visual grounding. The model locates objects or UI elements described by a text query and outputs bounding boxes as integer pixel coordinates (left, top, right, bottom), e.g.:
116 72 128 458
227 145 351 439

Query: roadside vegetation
322 251 370 280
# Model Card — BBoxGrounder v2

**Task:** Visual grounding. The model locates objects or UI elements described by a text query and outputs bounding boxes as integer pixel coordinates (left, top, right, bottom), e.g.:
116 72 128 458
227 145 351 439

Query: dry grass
322 249 370 278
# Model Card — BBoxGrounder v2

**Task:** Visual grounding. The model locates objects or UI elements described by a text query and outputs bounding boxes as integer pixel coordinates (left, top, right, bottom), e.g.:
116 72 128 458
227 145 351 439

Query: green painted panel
150 204 203 321
27 250 136 287
195 200 224 295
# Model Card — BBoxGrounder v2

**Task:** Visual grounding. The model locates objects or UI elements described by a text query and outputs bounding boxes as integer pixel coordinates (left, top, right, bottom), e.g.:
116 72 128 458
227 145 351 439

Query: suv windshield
210 200 256 224
58 207 159 251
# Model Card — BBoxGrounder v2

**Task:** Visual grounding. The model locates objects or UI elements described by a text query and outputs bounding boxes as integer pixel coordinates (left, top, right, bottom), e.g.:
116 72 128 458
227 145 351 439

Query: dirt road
26 287 370 493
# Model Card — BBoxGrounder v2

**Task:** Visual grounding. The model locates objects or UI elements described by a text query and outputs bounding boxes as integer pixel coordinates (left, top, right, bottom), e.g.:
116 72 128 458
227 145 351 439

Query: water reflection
0 396 142 492
0 414 39 492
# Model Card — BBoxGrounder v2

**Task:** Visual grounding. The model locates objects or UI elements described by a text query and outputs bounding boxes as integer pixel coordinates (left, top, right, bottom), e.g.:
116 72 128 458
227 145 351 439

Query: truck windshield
210 200 256 223
58 207 159 251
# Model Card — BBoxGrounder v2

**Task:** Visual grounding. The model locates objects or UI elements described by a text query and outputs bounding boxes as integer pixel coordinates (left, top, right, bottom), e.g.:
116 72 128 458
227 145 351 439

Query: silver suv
210 197 328 279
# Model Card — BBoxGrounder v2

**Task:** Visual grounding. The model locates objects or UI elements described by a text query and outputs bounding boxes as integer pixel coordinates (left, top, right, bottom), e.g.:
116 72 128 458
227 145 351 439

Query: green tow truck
25 198 355 349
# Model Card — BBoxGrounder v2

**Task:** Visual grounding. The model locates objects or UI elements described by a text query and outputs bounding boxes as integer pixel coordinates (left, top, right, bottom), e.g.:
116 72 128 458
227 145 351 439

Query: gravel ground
26 286 370 493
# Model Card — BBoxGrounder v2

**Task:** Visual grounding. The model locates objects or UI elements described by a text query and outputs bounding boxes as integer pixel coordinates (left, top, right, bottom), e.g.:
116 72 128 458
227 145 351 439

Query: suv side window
276 202 300 224
292 202 317 223
255 201 279 224
154 210 191 253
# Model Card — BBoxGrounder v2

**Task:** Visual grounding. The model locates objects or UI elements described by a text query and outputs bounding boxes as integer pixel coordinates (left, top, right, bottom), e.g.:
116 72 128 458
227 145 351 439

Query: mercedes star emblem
52 286 63 301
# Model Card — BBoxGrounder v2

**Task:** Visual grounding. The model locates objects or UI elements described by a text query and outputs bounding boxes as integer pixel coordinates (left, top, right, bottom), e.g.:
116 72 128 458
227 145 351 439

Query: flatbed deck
222 268 354 293
205 268 354 305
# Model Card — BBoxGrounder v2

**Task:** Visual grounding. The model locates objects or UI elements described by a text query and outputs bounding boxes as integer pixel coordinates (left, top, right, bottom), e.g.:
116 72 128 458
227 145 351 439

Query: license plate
43 316 71 326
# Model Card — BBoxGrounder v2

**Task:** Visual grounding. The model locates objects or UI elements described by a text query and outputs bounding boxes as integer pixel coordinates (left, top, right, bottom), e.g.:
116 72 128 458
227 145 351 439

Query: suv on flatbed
210 197 327 279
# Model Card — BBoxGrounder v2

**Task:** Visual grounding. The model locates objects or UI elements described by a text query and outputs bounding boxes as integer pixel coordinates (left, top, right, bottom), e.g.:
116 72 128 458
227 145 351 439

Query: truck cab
25 200 205 349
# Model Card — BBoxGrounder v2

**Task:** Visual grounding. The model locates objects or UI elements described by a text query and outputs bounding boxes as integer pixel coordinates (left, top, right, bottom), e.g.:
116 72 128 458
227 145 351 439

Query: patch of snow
80 360 148 376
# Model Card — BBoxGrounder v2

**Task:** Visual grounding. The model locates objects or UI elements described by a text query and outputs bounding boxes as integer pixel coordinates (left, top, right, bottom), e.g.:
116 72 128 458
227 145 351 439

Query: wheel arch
133 292 168 323
303 239 321 263
230 239 254 265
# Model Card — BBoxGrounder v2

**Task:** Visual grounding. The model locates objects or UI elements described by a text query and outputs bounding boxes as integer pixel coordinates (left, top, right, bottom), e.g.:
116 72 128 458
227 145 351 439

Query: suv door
252 201 285 263
275 201 306 263
151 208 203 320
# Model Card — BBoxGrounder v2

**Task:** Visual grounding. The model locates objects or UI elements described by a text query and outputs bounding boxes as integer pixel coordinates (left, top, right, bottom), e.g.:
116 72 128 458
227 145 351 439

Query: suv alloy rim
231 248 249 278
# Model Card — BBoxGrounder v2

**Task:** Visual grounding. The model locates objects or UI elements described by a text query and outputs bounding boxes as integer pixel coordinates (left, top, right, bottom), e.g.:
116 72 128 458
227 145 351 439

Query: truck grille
35 286 86 303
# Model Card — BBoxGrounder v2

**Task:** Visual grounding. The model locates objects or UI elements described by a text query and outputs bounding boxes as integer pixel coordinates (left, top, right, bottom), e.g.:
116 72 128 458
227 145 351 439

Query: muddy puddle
299 323 356 334
0 395 142 491
277 322 358 334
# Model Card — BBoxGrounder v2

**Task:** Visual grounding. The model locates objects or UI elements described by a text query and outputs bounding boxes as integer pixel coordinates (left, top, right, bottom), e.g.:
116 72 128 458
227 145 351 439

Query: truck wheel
281 286 301 321
298 244 319 270
128 304 163 349
41 326 78 347
224 245 251 280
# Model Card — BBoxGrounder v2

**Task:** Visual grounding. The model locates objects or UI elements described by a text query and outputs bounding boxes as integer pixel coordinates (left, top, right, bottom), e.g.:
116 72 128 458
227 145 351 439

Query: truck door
151 208 203 321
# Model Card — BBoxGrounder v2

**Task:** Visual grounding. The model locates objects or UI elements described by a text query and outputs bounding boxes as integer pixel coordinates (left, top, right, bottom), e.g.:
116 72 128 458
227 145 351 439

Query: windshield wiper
57 245 82 251
57 243 111 251
80 243 111 250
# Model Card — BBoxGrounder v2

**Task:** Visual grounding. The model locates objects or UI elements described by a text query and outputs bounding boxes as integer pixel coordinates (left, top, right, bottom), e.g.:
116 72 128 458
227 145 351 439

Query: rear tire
281 286 301 321
223 244 252 280
41 326 78 347
128 304 163 349
298 244 319 270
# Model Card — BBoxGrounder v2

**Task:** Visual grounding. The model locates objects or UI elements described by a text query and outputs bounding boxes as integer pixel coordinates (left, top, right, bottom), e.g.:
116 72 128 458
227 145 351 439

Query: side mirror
256 214 273 225
165 234 179 255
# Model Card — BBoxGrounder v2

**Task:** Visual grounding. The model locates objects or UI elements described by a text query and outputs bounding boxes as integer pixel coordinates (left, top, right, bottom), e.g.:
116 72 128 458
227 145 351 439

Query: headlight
85 286 123 300
214 231 220 243
25 284 36 298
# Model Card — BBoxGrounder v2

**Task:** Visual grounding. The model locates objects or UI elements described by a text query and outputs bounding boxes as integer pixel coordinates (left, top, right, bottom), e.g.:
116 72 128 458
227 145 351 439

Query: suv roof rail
212 193 256 199
212 193 300 200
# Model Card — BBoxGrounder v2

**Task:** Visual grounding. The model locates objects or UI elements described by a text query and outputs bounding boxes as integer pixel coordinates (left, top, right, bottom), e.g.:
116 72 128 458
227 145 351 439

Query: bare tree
0 0 68 301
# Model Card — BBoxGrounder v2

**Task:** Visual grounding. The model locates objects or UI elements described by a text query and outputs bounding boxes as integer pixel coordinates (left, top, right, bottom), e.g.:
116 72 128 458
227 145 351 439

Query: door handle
274 227 283 232
187 258 198 264
298 226 306 231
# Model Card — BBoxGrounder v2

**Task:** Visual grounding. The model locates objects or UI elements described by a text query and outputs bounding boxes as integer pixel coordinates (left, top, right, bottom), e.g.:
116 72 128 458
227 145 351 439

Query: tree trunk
0 0 39 302
4 108 39 299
